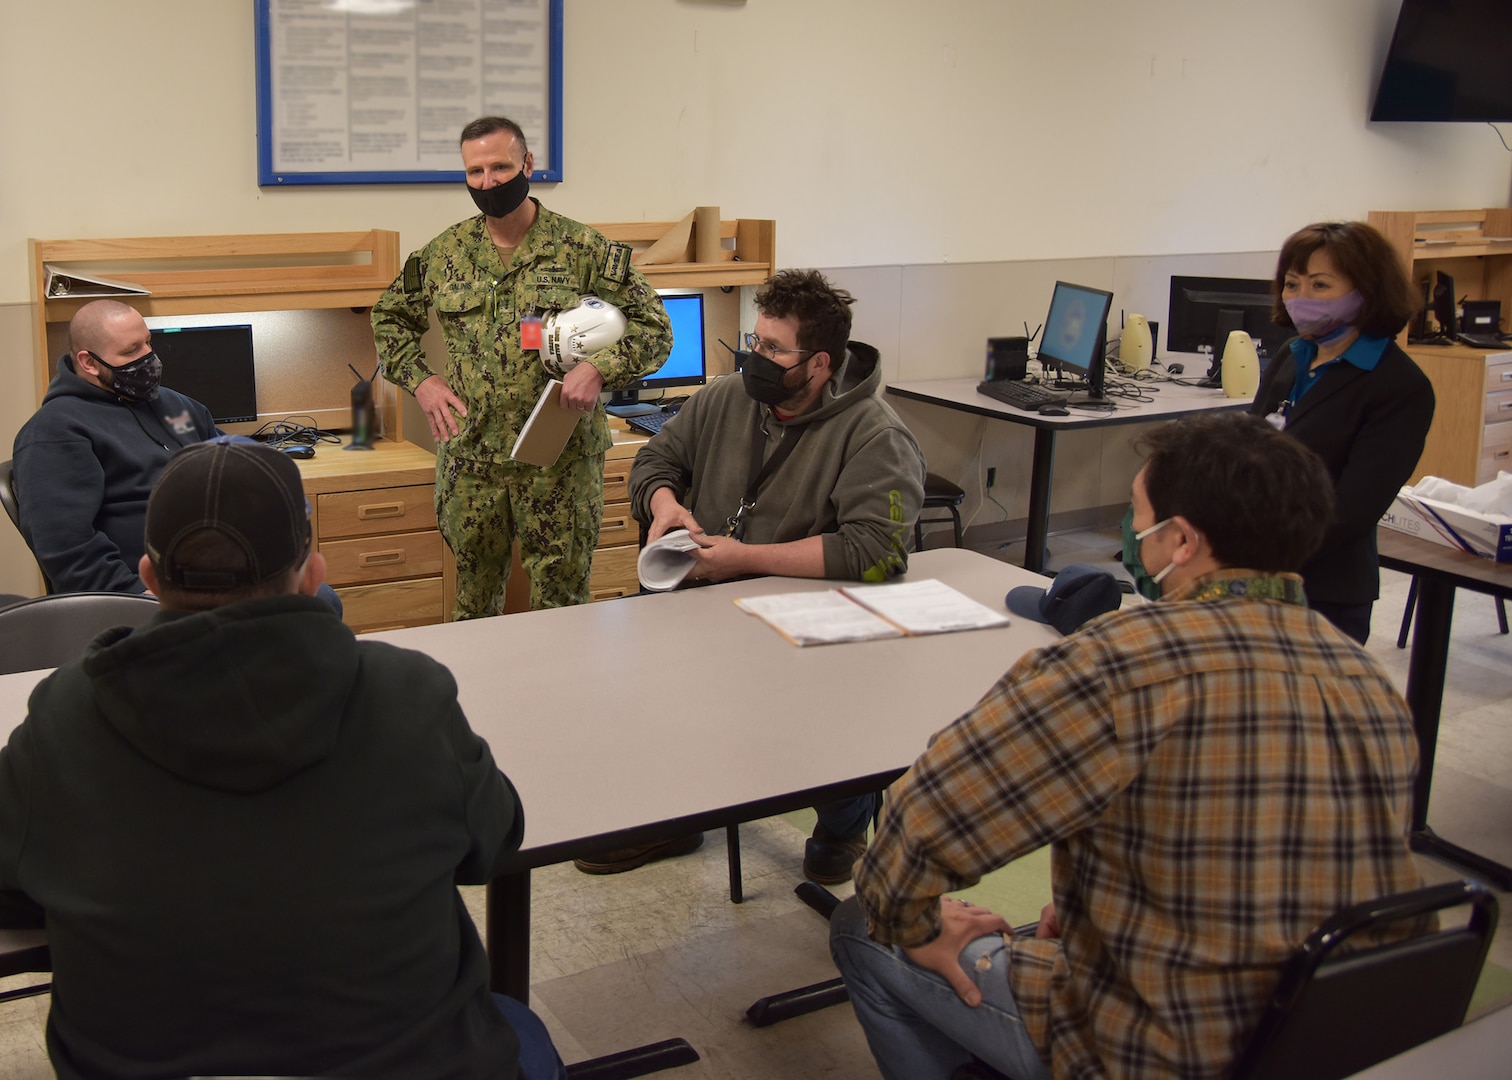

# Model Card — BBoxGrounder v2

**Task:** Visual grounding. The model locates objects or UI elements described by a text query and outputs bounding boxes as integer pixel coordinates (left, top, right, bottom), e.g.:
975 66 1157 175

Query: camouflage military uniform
372 201 671 618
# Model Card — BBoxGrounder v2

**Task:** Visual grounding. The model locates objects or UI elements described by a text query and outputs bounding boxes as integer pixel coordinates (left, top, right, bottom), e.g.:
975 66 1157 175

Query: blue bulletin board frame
254 0 564 187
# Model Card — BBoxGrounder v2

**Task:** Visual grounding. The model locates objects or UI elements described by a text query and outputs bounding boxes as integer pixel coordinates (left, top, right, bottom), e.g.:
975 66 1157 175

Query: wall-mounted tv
1371 0 1512 122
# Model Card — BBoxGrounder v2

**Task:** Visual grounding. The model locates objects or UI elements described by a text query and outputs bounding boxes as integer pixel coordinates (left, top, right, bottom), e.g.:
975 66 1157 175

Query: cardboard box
1380 489 1512 562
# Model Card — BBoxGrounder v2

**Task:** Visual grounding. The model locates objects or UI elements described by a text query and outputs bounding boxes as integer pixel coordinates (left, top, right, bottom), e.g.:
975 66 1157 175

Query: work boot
572 832 704 875
802 822 868 885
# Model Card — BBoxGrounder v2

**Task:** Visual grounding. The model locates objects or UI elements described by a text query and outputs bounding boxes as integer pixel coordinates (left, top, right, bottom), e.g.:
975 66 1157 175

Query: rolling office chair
947 879 1499 1080
915 473 966 550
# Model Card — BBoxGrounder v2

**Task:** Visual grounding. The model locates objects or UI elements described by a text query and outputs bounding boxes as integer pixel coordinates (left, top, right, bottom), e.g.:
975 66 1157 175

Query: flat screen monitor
1165 276 1290 362
1038 281 1112 399
149 324 259 424
607 292 707 409
1371 0 1512 122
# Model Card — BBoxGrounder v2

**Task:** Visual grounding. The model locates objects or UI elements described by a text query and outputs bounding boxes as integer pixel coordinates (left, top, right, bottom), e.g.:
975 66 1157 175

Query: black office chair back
0 459 19 534
0 592 161 676
1230 879 1498 1080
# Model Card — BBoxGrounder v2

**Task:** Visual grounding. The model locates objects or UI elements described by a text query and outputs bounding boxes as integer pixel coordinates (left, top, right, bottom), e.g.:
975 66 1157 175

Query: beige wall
2 0 1508 595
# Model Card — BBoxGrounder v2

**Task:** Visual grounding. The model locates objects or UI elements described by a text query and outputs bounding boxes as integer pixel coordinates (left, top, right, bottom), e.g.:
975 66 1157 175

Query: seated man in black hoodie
12 299 220 594
0 440 565 1080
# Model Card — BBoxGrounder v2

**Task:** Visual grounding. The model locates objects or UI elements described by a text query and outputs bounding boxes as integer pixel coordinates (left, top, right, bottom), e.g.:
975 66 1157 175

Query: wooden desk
886 377 1250 572
1376 528 1512 889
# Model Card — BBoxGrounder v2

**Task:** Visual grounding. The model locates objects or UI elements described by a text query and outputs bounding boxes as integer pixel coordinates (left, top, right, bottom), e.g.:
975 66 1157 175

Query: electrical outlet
986 467 997 488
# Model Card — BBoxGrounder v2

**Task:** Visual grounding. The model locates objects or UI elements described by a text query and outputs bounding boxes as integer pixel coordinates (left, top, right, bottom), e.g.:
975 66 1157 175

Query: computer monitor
1166 276 1290 362
1432 271 1457 337
606 293 707 411
149 324 259 424
1038 281 1113 399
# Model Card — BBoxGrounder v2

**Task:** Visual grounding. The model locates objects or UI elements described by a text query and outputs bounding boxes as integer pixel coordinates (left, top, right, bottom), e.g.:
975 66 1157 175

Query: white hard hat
540 296 628 375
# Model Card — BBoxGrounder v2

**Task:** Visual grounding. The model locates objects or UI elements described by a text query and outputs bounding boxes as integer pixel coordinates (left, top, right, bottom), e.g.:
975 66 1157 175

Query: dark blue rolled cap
1006 563 1123 636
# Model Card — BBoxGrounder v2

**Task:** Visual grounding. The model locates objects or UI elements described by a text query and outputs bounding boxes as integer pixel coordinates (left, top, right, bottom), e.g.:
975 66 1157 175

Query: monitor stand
604 389 662 418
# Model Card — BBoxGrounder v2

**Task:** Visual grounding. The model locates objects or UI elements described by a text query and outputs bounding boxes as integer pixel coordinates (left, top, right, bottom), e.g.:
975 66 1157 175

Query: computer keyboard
975 379 1066 411
1457 332 1508 350
625 408 678 436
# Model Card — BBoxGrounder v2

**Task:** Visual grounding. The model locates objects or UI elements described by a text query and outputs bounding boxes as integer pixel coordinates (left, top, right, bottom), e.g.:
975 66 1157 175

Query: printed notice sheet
736 579 1009 646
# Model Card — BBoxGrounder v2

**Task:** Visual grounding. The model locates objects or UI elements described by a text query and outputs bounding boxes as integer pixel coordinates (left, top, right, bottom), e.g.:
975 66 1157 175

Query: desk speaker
1220 331 1259 398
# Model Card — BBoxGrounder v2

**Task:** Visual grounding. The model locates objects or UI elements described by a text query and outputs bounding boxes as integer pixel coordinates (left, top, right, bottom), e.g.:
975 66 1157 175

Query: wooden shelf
593 218 776 290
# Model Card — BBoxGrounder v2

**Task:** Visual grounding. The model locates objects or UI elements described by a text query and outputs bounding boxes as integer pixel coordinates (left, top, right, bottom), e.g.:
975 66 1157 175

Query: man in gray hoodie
584 270 926 883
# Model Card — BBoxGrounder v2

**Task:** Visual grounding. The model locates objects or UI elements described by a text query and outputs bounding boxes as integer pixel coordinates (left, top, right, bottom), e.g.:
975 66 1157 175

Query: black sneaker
802 826 867 885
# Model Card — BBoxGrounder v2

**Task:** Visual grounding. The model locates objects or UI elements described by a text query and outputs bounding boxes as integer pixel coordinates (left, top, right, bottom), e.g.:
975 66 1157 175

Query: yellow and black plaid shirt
854 570 1424 1078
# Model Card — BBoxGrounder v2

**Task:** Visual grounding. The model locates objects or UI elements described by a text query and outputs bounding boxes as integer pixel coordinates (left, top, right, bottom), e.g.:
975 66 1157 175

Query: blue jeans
815 791 878 839
493 994 568 1080
829 897 1050 1080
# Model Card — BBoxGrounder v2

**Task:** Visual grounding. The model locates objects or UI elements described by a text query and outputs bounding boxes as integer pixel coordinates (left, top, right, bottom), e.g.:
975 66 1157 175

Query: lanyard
724 419 806 540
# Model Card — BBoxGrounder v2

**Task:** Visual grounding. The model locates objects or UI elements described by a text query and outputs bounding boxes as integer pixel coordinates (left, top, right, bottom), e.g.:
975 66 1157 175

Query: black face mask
467 169 530 218
94 349 162 403
739 349 812 407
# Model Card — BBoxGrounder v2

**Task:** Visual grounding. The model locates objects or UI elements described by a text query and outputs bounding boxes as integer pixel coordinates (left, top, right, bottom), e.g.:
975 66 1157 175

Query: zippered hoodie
12 355 219 592
0 595 523 1079
629 341 926 582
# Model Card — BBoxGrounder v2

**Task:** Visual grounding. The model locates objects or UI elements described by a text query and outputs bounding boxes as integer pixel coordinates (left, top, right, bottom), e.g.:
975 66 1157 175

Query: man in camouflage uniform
373 116 671 618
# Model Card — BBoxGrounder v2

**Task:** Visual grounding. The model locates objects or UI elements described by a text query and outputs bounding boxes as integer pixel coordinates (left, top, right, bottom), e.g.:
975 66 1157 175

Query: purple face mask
1284 290 1364 343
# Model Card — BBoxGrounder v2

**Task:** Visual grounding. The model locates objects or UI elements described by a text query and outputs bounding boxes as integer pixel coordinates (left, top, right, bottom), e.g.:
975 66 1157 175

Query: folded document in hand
638 528 704 591
736 579 1010 646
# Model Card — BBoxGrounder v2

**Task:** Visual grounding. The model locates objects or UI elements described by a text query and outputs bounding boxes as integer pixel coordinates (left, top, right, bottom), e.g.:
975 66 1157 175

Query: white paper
841 579 1010 635
637 528 703 591
734 591 903 647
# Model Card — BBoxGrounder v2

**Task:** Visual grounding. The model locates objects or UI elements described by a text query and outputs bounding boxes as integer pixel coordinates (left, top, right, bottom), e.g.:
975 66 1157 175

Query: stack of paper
736 578 1009 647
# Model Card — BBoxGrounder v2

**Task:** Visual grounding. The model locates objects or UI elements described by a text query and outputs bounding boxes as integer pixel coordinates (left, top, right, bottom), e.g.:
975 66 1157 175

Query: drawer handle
602 515 630 532
357 549 406 568
356 501 407 520
1499 401 1512 413
1501 371 1512 383
1495 449 1511 460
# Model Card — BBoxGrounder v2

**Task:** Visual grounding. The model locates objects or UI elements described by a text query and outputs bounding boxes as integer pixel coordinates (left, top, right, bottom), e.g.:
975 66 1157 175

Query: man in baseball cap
0 440 566 1079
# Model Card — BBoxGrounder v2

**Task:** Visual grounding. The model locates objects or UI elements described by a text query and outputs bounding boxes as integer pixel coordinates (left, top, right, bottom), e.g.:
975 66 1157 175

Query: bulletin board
254 0 563 187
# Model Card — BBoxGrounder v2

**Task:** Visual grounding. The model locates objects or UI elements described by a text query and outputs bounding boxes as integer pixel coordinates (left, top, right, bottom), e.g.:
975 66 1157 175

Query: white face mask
1129 517 1176 588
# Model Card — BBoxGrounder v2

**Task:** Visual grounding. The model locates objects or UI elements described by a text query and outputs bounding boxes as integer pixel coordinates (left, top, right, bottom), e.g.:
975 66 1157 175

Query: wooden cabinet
589 440 647 601
1370 209 1512 485
27 230 455 631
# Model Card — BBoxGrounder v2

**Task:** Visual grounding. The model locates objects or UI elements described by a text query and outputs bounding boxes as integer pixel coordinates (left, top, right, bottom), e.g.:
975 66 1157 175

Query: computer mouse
1038 404 1070 417
1167 362 1185 375
280 445 316 459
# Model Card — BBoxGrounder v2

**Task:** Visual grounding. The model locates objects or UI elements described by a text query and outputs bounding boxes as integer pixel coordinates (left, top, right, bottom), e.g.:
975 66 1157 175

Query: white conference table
886 374 1251 572
0 549 1059 1001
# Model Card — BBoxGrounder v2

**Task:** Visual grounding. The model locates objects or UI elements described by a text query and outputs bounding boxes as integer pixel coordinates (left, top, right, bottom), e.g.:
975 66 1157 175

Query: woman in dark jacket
1249 221 1435 644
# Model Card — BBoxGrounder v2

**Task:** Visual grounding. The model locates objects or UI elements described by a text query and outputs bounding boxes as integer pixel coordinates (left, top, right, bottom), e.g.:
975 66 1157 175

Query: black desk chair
916 473 966 550
1231 878 1497 1080
0 458 53 595
0 591 161 677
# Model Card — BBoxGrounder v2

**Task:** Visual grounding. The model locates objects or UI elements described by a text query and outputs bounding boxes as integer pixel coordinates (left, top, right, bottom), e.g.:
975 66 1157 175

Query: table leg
1401 577 1512 890
487 869 531 1001
1023 428 1057 574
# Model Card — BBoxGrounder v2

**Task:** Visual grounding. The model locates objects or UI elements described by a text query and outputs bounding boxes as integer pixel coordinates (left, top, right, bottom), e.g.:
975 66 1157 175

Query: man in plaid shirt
831 412 1424 1079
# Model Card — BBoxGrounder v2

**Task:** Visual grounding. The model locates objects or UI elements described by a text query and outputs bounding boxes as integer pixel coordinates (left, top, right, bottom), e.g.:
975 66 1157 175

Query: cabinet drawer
1486 388 1512 425
318 485 436 540
1486 354 1512 393
321 529 445 586
589 543 639 601
598 504 638 549
338 577 445 633
604 458 633 504
1478 420 1512 484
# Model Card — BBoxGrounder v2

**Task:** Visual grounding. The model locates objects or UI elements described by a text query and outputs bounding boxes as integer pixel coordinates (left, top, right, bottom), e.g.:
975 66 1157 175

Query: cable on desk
251 416 343 449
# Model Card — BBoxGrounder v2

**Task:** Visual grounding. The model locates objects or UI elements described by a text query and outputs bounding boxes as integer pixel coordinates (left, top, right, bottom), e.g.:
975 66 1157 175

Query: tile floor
0 533 1508 1077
